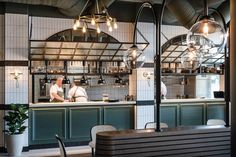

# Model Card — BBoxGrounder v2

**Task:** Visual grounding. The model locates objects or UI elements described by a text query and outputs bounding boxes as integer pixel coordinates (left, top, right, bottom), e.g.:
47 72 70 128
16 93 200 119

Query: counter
29 101 135 146
29 101 136 108
29 99 226 147
159 98 226 128
161 98 225 104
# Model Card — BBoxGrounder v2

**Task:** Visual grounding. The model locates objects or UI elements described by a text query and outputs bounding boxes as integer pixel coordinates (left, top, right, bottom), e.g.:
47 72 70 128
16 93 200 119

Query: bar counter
28 98 225 147
29 101 136 146
29 101 136 108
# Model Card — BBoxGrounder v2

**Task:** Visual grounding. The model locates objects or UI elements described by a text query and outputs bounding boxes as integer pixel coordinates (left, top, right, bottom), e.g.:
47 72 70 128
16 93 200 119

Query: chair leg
92 148 95 157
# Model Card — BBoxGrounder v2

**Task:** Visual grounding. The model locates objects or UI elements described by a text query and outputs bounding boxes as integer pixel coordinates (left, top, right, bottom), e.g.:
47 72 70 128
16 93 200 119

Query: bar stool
55 134 67 157
89 125 117 157
144 122 168 129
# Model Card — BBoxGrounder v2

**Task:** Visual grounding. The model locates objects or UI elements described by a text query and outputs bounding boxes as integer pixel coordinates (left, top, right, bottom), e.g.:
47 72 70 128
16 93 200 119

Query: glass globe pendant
123 45 145 70
186 17 226 58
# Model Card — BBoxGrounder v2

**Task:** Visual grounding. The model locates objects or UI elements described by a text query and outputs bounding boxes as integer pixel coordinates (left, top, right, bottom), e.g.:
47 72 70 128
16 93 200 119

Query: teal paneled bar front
29 102 135 146
160 99 226 127
29 99 225 147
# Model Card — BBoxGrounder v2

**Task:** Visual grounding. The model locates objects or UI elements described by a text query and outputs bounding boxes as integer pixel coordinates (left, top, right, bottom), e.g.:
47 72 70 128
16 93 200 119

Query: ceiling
0 0 230 27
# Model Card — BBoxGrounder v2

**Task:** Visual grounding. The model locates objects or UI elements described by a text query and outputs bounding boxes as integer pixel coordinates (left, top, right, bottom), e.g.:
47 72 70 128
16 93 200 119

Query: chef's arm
52 93 64 102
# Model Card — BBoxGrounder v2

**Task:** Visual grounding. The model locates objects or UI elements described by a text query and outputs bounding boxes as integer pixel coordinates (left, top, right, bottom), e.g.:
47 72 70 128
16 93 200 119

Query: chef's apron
51 90 64 102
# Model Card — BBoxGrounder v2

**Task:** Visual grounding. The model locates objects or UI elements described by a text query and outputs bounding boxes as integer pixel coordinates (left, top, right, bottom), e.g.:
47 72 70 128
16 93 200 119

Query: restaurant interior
0 0 235 156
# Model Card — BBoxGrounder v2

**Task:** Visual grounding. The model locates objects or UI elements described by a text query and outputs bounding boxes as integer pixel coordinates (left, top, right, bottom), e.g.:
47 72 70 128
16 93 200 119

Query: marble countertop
29 101 136 108
161 98 225 104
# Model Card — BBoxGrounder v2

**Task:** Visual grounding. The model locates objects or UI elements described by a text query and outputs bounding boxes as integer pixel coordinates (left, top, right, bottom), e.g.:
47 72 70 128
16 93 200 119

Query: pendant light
43 60 51 84
62 61 70 85
97 62 106 85
80 61 89 85
115 62 124 84
186 0 226 59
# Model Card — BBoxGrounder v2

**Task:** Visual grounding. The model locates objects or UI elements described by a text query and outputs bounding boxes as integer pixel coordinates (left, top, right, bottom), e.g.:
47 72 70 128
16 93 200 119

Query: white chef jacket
68 86 88 102
161 81 167 97
50 84 64 101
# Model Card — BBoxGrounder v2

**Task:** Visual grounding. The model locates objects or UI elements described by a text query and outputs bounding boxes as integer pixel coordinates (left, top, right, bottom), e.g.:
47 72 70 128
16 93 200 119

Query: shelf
162 73 223 76
30 72 131 76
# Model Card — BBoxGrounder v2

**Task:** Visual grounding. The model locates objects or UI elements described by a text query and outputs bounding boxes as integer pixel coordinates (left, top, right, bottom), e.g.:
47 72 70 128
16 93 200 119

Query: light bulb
113 19 118 29
107 19 111 26
76 20 80 27
203 22 209 35
97 25 101 34
73 24 77 30
190 60 193 65
114 22 118 29
109 26 112 32
82 25 86 33
132 49 137 59
91 18 95 25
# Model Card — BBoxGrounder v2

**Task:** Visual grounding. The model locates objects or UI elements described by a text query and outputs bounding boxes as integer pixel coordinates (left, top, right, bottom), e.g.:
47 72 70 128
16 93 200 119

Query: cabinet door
68 107 102 142
29 108 67 145
160 105 178 128
180 104 205 126
207 103 226 121
103 105 134 130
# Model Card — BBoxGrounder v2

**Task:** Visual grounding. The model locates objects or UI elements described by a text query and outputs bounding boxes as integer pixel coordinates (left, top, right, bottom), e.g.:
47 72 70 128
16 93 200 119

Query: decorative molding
136 100 154 106
143 63 154 68
0 61 28 67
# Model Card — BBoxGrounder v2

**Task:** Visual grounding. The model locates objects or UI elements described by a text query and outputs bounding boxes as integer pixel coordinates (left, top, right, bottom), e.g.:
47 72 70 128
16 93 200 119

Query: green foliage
3 104 28 135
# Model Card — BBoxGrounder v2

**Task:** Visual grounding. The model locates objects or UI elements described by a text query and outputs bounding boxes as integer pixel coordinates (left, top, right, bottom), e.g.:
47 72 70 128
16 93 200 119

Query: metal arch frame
132 1 166 132
208 7 230 127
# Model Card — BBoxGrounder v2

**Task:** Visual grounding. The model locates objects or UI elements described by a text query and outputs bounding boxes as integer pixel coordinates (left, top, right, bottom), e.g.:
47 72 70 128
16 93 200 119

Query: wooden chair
89 125 117 157
207 119 226 125
145 122 168 129
55 134 67 157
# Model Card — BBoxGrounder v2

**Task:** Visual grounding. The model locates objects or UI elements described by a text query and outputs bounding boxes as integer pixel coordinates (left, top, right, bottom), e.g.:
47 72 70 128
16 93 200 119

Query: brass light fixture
73 0 118 34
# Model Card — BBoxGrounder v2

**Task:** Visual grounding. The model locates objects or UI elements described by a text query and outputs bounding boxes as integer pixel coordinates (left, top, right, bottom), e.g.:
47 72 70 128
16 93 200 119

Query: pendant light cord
204 0 208 16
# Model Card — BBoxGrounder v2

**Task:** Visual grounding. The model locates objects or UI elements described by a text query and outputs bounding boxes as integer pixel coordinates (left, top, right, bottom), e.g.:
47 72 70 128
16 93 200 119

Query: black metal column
155 0 165 132
230 0 236 156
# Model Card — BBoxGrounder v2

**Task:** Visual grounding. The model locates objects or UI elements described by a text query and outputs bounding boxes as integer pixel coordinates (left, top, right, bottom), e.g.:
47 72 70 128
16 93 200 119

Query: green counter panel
207 103 226 121
180 104 205 126
103 106 134 130
30 108 67 145
68 107 102 142
29 104 135 145
160 105 178 127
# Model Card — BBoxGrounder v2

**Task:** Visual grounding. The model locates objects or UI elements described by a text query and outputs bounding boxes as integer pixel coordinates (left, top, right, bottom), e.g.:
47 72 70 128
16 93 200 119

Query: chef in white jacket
161 81 167 99
68 82 88 102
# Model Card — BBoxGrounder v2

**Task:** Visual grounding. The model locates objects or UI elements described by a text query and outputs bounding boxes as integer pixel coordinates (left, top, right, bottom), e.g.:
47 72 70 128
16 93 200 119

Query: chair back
55 134 67 157
145 122 168 129
91 125 117 144
207 119 226 125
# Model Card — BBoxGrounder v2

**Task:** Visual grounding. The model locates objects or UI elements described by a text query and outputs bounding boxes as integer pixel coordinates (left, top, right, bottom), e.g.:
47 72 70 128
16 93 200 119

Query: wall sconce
143 71 153 86
10 71 23 88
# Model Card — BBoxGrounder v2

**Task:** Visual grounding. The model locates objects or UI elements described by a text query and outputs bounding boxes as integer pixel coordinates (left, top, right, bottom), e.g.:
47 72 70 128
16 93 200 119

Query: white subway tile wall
0 15 4 60
0 14 4 148
5 14 28 60
136 105 154 129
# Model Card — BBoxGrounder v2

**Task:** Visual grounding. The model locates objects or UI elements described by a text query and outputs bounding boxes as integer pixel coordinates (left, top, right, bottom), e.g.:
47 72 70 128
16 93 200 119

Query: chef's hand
64 99 69 102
